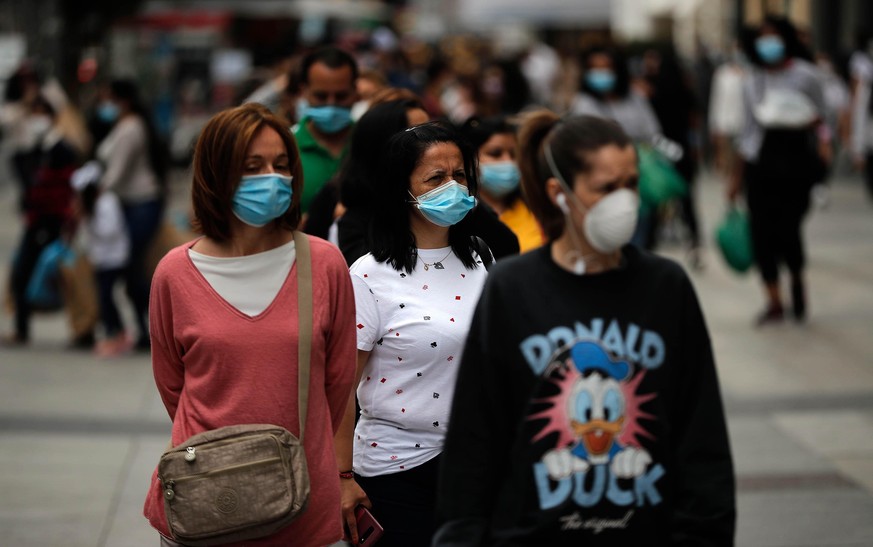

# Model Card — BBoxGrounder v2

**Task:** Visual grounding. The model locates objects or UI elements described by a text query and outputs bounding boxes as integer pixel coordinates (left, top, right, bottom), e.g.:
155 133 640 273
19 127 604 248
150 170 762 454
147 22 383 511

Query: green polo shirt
293 120 351 212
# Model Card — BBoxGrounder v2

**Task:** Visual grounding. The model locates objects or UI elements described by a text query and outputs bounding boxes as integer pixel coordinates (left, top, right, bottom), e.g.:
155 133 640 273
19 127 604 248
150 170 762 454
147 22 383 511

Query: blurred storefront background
1 0 870 165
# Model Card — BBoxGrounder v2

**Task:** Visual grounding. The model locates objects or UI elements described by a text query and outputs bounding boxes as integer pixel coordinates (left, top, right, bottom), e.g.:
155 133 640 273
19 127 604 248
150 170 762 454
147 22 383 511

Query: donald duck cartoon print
540 341 652 480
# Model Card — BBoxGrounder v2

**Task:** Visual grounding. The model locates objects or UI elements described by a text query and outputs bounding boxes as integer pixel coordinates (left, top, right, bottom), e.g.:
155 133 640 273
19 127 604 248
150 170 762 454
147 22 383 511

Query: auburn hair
191 103 303 240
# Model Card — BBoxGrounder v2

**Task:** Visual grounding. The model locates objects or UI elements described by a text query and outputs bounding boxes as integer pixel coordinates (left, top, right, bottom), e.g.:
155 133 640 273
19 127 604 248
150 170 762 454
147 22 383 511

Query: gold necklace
418 248 453 271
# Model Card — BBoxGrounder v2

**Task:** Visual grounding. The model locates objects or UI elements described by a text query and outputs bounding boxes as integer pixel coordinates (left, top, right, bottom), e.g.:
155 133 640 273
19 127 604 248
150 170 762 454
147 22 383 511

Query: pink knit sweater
143 235 356 546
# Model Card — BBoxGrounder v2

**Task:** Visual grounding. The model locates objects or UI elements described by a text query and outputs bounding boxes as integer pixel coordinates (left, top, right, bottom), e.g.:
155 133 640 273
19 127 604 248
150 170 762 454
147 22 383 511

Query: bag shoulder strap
293 231 312 442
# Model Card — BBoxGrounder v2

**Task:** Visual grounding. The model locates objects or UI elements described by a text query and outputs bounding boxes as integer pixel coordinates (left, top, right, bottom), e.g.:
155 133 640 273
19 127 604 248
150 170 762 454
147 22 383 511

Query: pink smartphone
355 505 384 546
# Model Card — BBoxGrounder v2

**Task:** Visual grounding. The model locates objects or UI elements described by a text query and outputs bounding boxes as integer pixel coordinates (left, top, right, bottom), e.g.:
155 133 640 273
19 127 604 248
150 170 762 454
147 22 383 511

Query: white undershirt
188 240 296 317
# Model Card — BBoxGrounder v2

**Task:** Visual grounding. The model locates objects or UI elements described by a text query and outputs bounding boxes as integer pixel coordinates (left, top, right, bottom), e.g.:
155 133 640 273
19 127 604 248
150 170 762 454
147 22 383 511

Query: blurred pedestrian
640 47 704 266
570 45 664 250
849 30 873 198
96 79 167 349
351 68 389 120
304 87 424 243
336 95 430 264
709 44 747 179
142 103 356 546
294 46 358 215
433 111 735 546
570 46 661 143
460 115 545 252
3 94 80 346
851 70 873 198
337 122 489 547
0 65 42 205
729 16 831 324
70 162 131 357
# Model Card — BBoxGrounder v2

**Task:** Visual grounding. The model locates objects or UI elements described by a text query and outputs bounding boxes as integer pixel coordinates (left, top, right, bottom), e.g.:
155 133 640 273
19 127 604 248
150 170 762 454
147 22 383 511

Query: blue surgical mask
97 102 120 124
755 36 785 65
232 174 293 227
586 69 616 94
410 180 476 227
479 161 521 198
304 105 352 134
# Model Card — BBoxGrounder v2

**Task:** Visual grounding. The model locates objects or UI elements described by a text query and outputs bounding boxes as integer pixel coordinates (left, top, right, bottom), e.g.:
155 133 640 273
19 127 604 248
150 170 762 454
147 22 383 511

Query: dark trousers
676 155 700 246
11 217 63 340
745 163 811 284
355 455 441 547
95 267 126 337
121 198 162 342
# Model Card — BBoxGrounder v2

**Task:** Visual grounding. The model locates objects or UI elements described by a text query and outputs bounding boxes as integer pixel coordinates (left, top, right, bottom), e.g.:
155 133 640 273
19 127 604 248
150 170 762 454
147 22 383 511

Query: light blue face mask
97 102 120 124
232 174 293 227
410 180 476 227
586 69 617 94
304 105 352 134
755 36 786 65
480 161 521 198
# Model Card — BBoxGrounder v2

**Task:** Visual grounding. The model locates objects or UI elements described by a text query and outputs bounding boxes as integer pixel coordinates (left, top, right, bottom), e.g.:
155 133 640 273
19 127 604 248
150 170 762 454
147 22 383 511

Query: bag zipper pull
185 446 196 462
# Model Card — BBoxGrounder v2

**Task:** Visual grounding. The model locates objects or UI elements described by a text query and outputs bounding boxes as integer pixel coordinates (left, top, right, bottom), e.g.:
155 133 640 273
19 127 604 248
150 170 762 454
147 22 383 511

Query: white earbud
556 192 570 214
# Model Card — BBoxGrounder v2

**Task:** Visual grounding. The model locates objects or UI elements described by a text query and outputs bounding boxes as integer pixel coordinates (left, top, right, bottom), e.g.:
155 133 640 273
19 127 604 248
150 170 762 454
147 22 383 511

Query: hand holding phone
355 505 384 546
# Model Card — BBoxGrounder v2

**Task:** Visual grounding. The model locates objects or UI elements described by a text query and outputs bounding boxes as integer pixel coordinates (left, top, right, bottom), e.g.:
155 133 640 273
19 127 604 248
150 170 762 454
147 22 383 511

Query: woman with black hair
729 16 831 324
336 122 490 547
95 79 167 349
335 96 429 264
460 115 544 252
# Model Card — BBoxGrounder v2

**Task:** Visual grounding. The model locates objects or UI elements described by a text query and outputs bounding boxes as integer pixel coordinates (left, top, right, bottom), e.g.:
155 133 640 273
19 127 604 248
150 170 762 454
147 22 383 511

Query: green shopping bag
636 144 687 211
715 206 754 273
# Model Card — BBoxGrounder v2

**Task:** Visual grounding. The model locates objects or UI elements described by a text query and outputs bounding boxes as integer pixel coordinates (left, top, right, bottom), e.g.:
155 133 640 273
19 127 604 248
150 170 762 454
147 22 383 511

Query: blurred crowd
1 15 872 351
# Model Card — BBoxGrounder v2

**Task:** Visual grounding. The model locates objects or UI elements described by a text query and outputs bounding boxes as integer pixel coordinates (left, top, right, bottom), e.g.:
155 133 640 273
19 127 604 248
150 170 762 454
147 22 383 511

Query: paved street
1 168 872 546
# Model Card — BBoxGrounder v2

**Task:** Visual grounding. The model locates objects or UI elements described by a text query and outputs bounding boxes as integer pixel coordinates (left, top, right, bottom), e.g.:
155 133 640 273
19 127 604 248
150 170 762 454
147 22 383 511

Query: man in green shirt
294 46 358 216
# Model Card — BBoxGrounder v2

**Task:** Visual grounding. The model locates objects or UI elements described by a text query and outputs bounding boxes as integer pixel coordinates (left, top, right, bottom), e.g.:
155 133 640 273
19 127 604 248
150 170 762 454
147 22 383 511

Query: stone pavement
1 170 872 546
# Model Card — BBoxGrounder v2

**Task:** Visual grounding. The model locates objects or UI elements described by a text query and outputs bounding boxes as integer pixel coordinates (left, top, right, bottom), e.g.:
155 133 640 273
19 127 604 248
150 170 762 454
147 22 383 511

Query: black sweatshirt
434 244 735 546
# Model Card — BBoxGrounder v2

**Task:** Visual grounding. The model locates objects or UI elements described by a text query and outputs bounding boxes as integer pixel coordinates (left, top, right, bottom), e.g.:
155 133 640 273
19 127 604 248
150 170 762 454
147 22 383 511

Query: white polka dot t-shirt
349 247 488 476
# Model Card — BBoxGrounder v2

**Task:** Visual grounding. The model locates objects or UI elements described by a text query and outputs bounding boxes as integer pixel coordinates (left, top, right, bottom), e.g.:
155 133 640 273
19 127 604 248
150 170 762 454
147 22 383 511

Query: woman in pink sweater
142 103 357 546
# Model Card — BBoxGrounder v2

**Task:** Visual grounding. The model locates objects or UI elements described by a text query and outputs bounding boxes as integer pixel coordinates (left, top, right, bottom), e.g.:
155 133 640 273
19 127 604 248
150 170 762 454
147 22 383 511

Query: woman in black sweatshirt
433 111 735 546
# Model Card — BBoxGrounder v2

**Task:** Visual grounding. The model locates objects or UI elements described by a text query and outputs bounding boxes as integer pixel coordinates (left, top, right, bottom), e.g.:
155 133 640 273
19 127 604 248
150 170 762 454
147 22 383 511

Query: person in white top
709 49 746 178
95 79 166 350
848 33 873 198
71 162 131 356
338 122 489 547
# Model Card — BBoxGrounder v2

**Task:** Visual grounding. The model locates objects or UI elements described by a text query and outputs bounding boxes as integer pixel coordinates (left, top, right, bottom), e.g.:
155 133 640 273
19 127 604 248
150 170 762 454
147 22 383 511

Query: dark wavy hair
370 122 481 273
339 97 425 210
579 46 632 98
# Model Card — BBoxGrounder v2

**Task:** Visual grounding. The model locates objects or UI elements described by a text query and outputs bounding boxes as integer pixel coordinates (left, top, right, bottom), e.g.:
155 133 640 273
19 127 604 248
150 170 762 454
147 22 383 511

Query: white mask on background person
544 142 638 274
